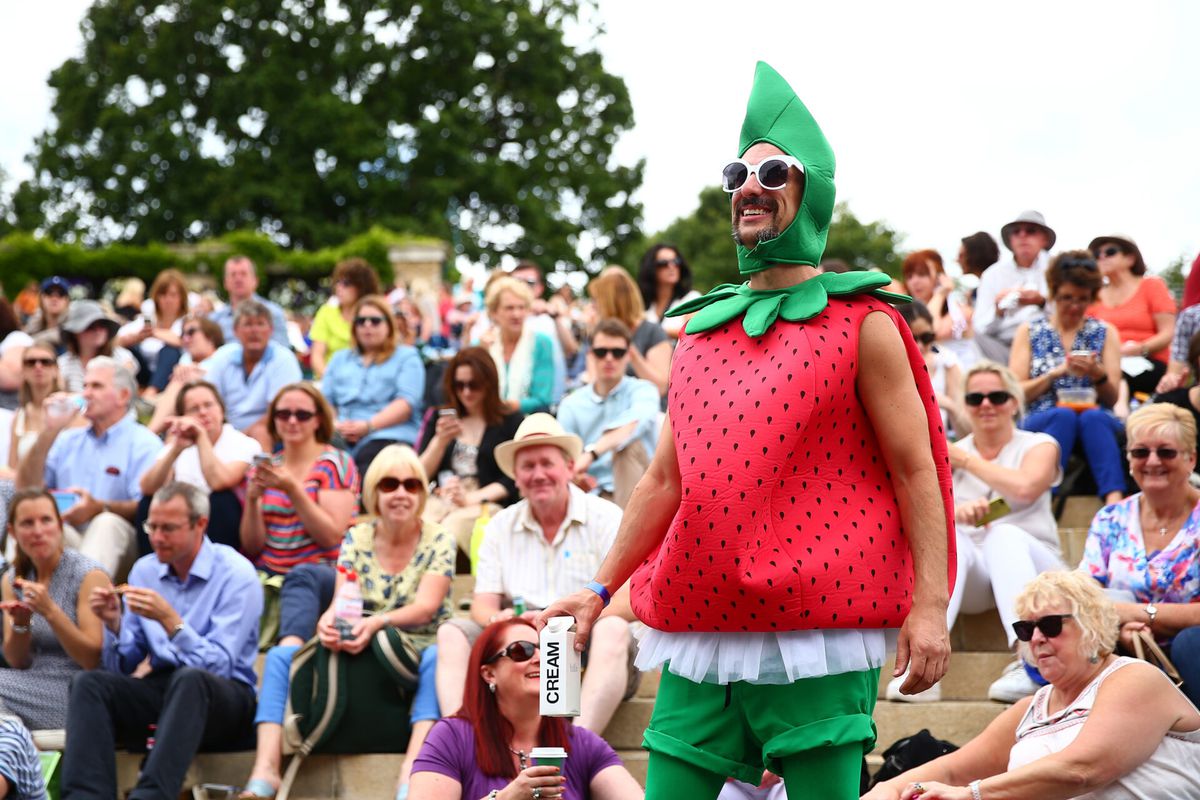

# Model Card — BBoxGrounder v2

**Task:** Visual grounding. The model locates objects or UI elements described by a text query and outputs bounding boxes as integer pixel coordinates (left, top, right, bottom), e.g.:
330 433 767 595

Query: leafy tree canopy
625 187 904 292
14 0 642 273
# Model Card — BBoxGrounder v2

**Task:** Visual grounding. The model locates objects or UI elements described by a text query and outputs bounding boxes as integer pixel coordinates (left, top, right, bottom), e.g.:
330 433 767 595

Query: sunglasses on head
23 357 55 368
721 155 805 193
453 379 481 392
377 476 424 494
273 408 316 422
1128 447 1181 461
354 315 387 327
486 640 538 664
1011 613 1073 642
1094 245 1123 259
592 347 628 360
654 258 681 268
964 390 1013 407
1058 256 1098 272
914 331 936 346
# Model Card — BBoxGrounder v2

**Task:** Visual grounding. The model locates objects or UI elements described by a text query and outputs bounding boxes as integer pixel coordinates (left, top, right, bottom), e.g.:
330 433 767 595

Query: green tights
644 743 863 800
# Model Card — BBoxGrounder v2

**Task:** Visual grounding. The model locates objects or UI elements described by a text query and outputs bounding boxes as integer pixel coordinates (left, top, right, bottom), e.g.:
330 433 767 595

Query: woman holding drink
1010 250 1125 504
409 618 644 799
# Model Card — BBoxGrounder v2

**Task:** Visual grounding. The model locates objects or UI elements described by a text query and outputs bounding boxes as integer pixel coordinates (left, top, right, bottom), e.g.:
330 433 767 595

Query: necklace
509 747 528 770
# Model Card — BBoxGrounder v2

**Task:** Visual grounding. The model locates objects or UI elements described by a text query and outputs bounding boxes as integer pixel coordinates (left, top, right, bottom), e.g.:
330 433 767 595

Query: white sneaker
885 672 942 703
987 660 1040 703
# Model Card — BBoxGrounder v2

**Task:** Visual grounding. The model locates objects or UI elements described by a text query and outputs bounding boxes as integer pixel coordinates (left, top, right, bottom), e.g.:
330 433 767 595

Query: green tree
15 0 642 272
632 189 904 292
1160 255 1187 304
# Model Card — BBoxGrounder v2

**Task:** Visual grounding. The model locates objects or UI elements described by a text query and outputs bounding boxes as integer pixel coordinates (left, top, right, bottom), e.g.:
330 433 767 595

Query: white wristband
969 779 982 800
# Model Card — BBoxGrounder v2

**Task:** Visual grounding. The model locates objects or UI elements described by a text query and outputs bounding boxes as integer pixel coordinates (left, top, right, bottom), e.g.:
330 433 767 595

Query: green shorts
641 667 880 785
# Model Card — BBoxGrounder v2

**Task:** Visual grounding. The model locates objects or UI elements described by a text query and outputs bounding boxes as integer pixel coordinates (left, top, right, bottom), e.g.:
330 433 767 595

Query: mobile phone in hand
979 496 1012 525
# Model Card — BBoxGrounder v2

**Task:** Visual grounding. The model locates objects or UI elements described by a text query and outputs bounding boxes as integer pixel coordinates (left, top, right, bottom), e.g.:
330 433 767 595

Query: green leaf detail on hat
733 62 837 276
671 271 908 337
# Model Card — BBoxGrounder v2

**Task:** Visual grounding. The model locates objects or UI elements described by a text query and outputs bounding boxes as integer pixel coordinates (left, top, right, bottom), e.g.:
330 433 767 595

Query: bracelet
11 624 30 635
584 580 611 607
969 779 983 800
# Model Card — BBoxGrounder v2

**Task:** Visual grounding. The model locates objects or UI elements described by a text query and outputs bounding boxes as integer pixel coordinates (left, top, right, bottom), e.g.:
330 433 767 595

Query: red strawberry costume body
631 282 955 633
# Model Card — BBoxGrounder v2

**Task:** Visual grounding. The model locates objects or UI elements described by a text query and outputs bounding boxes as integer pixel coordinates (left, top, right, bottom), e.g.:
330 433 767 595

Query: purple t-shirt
412 717 623 798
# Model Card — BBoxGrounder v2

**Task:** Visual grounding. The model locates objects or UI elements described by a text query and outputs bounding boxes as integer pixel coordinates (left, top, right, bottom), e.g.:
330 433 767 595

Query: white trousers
65 511 138 582
948 523 1064 648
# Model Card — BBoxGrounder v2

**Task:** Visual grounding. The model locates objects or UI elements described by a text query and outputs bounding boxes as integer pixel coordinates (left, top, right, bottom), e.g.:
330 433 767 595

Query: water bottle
333 567 363 641
513 596 527 617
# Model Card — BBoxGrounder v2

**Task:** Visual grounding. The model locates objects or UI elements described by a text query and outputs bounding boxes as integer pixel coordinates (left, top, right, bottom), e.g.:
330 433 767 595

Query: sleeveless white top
1009 657 1200 798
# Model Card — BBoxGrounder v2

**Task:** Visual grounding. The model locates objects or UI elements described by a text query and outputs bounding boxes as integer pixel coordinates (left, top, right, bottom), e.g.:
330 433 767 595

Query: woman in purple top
410 619 643 799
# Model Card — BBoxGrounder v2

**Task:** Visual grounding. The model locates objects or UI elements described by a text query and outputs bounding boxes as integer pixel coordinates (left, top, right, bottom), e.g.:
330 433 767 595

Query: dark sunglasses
964 390 1013 407
592 347 628 360
273 408 316 422
1128 447 1180 461
354 316 387 327
654 258 682 269
42 288 68 298
1058 256 1098 272
1012 614 1073 642
1094 245 1123 259
453 379 481 392
376 476 424 494
486 640 538 664
23 357 55 368
1010 224 1044 237
914 331 936 346
721 155 804 193
182 327 202 337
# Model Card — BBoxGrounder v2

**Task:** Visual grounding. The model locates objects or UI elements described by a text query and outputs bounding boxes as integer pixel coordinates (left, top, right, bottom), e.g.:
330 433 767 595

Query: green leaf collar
667 271 910 338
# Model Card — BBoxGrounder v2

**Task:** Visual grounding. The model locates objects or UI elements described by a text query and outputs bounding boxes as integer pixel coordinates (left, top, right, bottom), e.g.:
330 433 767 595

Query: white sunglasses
721 155 805 193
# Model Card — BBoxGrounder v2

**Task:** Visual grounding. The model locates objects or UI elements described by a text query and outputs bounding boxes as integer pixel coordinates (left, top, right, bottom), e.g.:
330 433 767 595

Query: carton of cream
539 616 582 717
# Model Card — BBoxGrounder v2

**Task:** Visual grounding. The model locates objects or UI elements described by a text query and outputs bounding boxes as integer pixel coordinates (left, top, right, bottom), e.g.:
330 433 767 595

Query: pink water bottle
333 567 363 641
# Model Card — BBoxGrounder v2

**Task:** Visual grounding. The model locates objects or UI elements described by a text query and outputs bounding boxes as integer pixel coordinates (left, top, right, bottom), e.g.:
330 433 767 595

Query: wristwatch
1145 603 1158 626
584 446 599 462
169 621 186 640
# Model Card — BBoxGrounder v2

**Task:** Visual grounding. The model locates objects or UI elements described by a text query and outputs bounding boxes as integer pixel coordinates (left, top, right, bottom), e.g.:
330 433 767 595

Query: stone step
873 700 1008 751
1059 495 1103 531
878 652 1014 700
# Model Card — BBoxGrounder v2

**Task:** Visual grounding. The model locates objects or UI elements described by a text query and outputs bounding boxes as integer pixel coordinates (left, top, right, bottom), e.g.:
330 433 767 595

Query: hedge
0 226 448 298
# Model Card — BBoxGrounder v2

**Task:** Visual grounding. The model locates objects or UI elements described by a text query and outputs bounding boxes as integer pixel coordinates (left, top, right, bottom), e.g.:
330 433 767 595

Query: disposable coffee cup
530 746 569 770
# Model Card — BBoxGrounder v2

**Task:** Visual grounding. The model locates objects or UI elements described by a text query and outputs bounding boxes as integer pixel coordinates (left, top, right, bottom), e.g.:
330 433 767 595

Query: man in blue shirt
60 481 261 800
205 300 302 450
556 319 660 508
16 357 162 579
208 255 290 347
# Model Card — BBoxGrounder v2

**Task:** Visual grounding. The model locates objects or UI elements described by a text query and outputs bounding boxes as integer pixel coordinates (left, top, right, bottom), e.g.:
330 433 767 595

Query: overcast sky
4 1 1198 274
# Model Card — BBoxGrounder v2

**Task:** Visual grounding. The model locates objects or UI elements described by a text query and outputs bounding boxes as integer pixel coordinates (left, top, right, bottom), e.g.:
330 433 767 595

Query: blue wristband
584 580 611 607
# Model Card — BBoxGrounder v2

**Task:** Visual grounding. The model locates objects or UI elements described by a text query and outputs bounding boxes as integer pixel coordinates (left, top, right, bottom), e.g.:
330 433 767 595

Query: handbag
257 571 285 652
1131 628 1185 688
278 626 422 800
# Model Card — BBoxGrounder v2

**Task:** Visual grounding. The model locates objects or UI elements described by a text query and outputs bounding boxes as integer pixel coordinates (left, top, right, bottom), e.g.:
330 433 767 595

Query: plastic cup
529 746 568 770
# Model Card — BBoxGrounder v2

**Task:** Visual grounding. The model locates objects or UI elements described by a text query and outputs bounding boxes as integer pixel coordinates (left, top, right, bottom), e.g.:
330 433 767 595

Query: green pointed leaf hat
735 62 836 276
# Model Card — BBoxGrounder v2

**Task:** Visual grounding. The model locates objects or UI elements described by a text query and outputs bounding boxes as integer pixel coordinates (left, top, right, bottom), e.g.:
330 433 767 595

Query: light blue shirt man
45 415 162 514
556 374 659 494
205 341 302 431
210 293 290 348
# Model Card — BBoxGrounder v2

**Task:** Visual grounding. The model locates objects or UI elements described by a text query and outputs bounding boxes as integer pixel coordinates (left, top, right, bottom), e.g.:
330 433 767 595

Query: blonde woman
483 277 555 414
588 266 671 396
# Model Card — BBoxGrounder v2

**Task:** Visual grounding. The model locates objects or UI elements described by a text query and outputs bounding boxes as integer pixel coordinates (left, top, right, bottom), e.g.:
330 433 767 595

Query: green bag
278 627 421 800
40 751 62 800
257 572 285 652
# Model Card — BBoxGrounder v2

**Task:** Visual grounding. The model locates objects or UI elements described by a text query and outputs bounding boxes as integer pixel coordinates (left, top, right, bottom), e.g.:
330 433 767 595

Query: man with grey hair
205 299 301 449
209 255 290 347
17 356 161 579
61 480 260 800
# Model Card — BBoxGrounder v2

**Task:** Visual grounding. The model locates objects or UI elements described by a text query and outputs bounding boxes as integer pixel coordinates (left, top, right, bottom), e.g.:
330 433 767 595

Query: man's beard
731 197 781 247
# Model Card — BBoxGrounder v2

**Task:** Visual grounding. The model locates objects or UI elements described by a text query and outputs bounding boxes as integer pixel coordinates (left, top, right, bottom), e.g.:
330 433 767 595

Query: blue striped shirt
0 716 47 800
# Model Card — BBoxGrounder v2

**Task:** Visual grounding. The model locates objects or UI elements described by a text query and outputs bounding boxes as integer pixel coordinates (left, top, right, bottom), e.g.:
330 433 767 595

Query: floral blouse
1081 494 1200 605
337 519 456 650
1027 315 1107 414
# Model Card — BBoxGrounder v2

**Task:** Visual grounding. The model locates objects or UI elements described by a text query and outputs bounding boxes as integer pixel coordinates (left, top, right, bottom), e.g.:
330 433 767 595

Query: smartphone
252 454 272 468
978 496 1012 525
438 407 458 418
50 489 79 514
1070 349 1094 359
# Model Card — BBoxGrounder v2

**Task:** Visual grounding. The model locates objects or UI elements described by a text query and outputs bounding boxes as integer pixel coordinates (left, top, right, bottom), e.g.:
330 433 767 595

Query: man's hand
61 487 100 527
43 392 81 432
90 586 122 634
122 586 182 633
533 590 605 652
893 601 950 695
1017 288 1044 307
335 419 370 445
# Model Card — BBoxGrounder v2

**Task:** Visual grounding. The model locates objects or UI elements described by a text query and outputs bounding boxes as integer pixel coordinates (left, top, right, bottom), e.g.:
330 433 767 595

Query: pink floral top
1081 494 1200 604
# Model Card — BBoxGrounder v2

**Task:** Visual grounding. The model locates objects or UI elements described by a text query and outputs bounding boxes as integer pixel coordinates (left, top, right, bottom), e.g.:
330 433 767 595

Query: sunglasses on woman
23 357 55 368
1128 447 1180 461
1094 245 1123 259
182 327 202 338
453 379 481 392
354 315 387 327
654 258 681 268
721 155 806 193
273 408 316 422
376 476 424 494
486 640 538 664
964 391 1013 407
914 331 936 346
1011 613 1073 642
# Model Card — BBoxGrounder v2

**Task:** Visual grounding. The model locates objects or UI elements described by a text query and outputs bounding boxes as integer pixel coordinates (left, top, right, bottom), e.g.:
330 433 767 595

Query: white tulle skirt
634 627 899 685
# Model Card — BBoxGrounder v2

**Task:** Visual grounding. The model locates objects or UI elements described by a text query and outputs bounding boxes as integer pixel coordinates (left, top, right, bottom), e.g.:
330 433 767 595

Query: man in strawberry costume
539 62 955 799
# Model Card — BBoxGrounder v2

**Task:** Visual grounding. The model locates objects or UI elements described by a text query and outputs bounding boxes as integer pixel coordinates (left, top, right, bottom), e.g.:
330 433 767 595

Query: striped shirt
0 716 47 800
474 484 622 609
256 449 359 575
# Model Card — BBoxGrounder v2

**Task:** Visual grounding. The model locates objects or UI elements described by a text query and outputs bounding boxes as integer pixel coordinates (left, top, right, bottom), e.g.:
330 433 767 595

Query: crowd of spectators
0 217 1198 800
